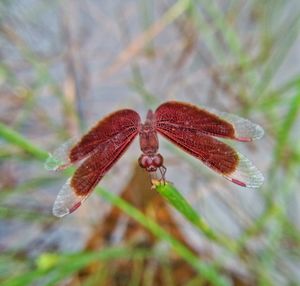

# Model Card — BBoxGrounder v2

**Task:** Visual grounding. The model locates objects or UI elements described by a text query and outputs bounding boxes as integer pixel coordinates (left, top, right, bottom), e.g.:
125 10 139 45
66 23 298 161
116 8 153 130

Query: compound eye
138 155 152 168
152 154 163 167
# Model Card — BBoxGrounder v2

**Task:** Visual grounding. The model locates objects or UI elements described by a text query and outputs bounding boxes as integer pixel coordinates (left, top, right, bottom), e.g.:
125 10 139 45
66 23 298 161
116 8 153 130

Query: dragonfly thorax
139 110 159 155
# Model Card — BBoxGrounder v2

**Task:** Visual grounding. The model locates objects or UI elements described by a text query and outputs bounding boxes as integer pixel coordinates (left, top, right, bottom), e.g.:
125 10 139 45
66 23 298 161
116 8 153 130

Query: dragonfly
45 101 264 217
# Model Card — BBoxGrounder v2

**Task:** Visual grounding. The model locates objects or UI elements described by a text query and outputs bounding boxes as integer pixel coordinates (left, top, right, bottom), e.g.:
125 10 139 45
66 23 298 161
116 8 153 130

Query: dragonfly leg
158 165 167 184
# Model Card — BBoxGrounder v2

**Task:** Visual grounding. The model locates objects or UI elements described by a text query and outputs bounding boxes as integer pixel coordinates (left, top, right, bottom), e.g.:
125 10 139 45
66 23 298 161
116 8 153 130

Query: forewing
45 109 141 170
155 101 264 142
156 128 264 188
52 123 139 217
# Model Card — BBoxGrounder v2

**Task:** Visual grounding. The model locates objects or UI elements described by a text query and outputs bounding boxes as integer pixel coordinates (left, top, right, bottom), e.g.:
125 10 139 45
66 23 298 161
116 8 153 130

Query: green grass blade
155 183 237 252
274 90 300 162
156 183 216 238
0 122 48 161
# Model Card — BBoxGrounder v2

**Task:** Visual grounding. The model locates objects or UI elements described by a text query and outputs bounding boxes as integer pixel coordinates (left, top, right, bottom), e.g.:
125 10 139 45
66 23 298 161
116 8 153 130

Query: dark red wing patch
69 109 141 162
156 126 264 188
156 127 239 175
71 131 136 196
155 101 264 141
52 113 140 217
155 101 236 139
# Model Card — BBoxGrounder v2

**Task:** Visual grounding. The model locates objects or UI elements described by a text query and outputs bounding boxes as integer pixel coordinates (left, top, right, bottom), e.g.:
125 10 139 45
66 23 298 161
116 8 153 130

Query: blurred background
1 0 300 285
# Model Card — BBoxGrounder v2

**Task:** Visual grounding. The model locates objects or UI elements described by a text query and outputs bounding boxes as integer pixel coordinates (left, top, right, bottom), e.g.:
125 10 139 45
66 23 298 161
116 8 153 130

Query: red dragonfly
46 101 264 217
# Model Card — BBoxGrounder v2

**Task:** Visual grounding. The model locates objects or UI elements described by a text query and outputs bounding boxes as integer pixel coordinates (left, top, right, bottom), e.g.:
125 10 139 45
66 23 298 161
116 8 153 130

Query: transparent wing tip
52 178 83 218
225 170 264 189
53 205 70 218
257 124 265 139
251 169 264 188
235 123 265 142
208 108 265 141
251 123 264 140
234 120 265 142
224 152 265 189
